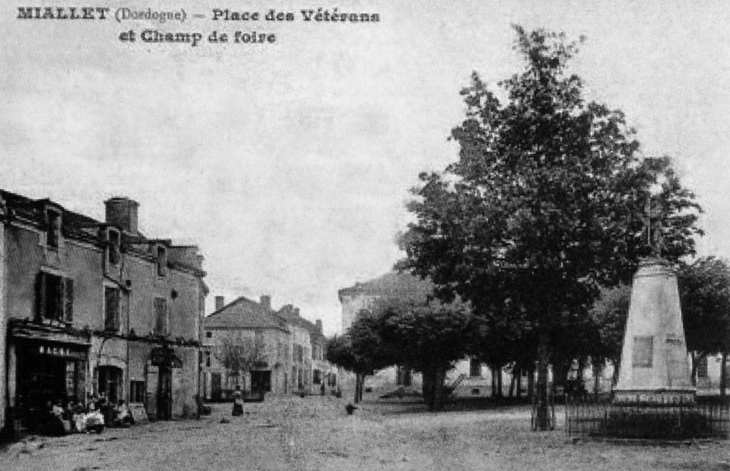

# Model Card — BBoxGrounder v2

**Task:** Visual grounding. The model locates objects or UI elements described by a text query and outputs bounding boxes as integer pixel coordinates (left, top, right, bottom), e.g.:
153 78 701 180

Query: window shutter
154 298 162 333
114 289 121 330
162 299 169 334
36 271 47 321
63 278 74 323
105 287 119 331
155 298 168 335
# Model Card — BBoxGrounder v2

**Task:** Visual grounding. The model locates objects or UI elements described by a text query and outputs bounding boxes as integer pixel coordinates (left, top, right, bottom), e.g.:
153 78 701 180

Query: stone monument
613 197 695 404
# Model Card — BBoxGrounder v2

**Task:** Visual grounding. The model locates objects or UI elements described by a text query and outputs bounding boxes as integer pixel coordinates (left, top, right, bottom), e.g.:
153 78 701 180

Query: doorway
158 367 172 420
98 366 123 404
211 372 222 401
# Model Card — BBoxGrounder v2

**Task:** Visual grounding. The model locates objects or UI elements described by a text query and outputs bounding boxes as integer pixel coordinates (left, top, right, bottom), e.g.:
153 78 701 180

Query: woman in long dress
232 388 244 416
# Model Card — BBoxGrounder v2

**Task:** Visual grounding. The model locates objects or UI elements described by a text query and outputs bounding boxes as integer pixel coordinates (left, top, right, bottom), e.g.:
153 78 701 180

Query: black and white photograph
2 1 730 469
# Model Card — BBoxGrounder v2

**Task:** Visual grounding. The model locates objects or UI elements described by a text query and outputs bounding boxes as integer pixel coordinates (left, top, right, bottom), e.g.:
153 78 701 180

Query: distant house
338 271 514 397
201 295 336 400
0 191 207 436
202 296 289 400
277 305 337 394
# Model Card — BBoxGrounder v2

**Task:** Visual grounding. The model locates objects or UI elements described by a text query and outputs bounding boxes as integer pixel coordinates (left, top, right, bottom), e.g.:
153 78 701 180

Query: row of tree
326 256 730 411
327 26 726 429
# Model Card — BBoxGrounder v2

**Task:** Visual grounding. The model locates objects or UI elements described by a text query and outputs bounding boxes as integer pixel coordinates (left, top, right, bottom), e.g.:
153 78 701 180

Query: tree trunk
611 358 620 388
497 367 503 397
422 371 433 407
690 353 706 387
354 373 361 404
516 369 522 399
421 367 448 411
721 353 727 401
491 367 497 397
509 369 517 398
577 358 585 383
527 365 535 399
429 367 448 411
535 332 551 431
593 363 602 401
359 375 365 402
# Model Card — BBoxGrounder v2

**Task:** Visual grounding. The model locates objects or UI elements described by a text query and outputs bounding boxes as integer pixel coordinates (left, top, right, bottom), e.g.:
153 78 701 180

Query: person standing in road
232 386 244 416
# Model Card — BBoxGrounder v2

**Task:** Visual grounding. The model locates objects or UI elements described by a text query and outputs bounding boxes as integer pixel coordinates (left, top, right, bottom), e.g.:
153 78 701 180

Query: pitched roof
204 296 289 332
276 305 324 341
1 189 104 240
0 188 205 274
338 271 433 303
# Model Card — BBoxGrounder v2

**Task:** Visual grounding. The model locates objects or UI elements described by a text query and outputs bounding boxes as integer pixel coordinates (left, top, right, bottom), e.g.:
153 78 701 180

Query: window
130 381 145 403
107 228 121 265
205 351 211 367
470 358 482 377
104 286 120 331
255 330 264 349
313 369 322 385
403 370 412 387
156 245 167 277
45 208 61 249
36 271 73 322
206 331 212 339
697 356 708 379
154 297 169 335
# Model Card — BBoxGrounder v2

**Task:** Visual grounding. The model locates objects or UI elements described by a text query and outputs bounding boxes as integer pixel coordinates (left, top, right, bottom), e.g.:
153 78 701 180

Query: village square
3 2 730 470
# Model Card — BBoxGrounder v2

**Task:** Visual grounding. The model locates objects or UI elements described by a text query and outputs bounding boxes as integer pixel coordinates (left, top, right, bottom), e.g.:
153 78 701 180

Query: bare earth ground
2 394 730 471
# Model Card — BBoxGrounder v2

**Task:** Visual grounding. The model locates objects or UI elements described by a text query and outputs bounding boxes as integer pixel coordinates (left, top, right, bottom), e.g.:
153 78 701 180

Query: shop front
9 321 90 431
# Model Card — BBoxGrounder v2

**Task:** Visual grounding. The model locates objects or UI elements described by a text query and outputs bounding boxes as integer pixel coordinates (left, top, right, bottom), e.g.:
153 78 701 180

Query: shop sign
38 344 87 360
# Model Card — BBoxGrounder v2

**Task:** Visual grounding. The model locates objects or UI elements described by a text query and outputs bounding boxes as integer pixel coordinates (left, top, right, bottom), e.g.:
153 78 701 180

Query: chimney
105 197 139 234
315 320 323 333
260 295 271 310
215 296 225 311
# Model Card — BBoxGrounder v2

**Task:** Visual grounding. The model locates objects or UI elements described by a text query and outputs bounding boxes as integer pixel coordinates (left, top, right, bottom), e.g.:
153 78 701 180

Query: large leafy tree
346 298 475 411
326 316 396 404
588 284 632 387
398 26 701 429
679 257 730 395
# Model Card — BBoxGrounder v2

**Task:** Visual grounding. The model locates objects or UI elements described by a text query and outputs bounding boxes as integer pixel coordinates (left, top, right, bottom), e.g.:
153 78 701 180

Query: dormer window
107 228 121 265
46 208 61 249
156 245 167 277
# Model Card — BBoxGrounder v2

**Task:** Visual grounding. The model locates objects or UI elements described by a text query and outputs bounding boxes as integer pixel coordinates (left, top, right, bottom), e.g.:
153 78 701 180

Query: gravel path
2 395 730 470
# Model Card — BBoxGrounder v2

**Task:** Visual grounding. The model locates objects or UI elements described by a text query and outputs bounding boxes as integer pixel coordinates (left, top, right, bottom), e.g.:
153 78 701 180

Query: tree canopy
345 298 475 410
397 26 702 428
679 257 730 358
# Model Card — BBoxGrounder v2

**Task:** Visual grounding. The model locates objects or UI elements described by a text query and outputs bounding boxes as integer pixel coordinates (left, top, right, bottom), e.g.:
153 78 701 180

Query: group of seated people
44 395 134 435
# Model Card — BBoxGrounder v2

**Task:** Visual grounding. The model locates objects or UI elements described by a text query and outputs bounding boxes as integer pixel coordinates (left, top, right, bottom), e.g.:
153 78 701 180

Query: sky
2 1 730 336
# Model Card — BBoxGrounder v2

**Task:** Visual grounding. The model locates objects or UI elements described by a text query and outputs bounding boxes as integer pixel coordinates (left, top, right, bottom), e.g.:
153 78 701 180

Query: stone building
0 191 206 435
202 296 335 400
202 295 290 400
277 305 337 394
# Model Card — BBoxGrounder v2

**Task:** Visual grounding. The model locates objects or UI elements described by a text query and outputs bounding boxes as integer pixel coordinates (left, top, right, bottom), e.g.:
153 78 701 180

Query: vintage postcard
1 1 729 469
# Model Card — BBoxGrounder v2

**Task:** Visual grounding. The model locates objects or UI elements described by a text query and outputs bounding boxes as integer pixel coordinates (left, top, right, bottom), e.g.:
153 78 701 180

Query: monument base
613 389 696 405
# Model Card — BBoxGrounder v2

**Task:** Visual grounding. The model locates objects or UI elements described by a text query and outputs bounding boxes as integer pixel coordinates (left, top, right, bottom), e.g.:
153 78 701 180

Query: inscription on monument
632 336 653 367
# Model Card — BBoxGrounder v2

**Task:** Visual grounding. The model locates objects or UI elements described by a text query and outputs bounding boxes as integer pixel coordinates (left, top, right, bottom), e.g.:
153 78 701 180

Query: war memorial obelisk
613 198 695 404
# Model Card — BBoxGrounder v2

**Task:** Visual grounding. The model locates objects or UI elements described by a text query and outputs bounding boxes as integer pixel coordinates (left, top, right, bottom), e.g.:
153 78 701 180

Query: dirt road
2 395 730 470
